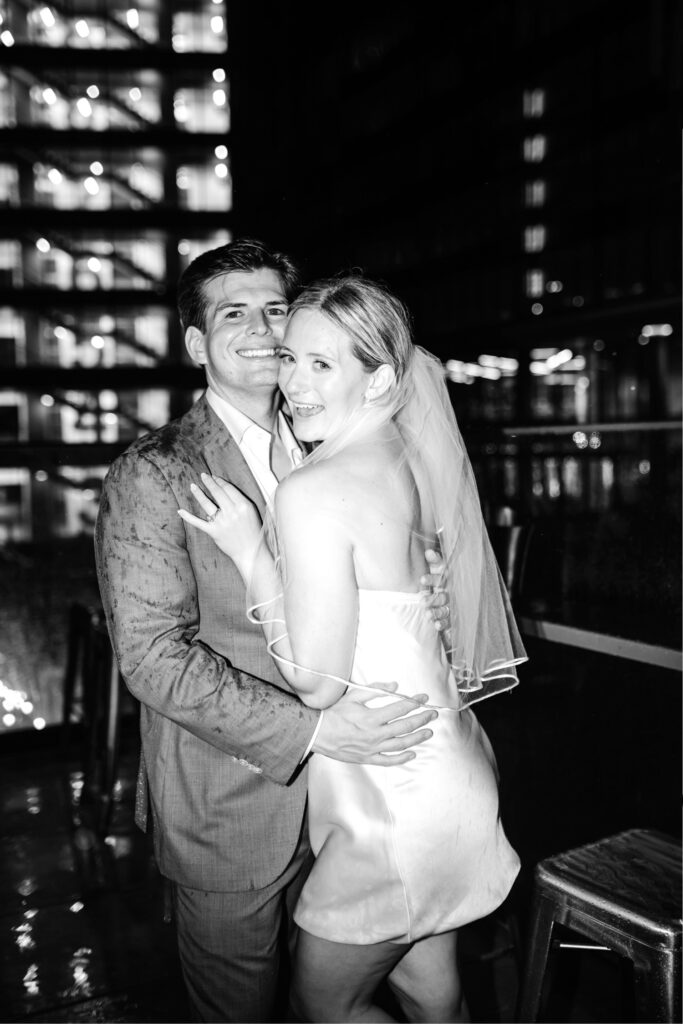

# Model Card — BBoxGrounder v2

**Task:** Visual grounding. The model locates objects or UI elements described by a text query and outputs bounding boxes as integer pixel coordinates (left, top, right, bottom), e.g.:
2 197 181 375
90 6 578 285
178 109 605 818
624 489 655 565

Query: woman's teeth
293 403 323 418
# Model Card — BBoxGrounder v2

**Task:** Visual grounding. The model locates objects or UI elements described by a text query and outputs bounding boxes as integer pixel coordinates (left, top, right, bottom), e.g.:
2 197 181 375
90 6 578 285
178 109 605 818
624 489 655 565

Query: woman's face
278 308 372 443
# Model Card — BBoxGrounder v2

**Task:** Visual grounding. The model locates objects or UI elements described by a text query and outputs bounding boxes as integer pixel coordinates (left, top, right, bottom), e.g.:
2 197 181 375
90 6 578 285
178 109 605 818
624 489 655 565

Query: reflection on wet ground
0 715 651 1023
0 729 191 1023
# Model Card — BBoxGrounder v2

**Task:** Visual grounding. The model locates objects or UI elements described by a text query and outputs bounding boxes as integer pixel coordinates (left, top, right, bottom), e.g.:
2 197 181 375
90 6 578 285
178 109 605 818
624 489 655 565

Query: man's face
185 268 289 405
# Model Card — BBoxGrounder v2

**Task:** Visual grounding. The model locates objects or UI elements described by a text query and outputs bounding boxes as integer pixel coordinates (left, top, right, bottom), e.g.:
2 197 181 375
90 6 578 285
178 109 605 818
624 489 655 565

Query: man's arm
95 451 317 785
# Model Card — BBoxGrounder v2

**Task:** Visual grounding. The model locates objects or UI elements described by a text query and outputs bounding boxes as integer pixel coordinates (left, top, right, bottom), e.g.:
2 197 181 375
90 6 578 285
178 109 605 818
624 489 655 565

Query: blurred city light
641 323 673 337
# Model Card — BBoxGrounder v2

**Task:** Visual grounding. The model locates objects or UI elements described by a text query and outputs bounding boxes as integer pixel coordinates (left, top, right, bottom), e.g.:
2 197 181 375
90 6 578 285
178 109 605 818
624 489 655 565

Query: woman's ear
364 363 395 403
185 325 207 365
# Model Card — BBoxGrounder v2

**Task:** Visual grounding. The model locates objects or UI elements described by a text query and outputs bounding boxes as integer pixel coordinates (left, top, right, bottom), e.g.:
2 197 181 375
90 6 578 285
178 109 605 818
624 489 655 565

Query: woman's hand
178 473 263 576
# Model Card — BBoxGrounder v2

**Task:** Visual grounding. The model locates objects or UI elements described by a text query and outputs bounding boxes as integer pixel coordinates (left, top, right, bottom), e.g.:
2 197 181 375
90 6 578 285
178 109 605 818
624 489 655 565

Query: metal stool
61 602 100 741
517 828 681 1023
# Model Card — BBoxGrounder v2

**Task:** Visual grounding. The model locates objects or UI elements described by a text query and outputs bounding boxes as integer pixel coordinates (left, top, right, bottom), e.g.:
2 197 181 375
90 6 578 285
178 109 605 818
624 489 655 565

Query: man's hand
421 548 450 632
312 683 438 766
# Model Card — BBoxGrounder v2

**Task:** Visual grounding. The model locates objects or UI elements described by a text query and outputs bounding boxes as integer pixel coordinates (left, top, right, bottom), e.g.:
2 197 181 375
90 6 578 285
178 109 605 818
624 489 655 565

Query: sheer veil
248 344 527 712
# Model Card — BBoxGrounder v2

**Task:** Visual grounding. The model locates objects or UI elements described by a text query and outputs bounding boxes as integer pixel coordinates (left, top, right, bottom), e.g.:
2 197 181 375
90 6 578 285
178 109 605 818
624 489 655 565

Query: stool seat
518 828 682 1023
537 829 681 949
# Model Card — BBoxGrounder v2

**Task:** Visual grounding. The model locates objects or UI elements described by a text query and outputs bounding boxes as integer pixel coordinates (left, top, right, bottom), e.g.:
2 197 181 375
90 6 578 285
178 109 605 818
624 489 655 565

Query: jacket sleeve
94 449 318 785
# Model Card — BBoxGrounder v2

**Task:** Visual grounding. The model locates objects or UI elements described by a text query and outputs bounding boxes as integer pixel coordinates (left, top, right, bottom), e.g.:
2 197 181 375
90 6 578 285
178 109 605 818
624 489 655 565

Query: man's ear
185 325 207 365
364 363 395 403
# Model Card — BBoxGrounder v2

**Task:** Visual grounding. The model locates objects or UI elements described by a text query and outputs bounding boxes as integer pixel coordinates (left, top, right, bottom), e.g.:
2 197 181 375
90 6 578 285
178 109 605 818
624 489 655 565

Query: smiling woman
278 308 379 444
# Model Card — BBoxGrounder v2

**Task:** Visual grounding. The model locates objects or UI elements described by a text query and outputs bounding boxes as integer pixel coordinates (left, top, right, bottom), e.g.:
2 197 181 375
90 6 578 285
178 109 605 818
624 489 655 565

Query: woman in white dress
180 274 527 1023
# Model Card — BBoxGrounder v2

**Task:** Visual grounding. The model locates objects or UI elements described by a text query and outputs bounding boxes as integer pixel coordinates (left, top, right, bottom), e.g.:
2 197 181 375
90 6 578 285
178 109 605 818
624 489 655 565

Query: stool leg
61 604 87 743
633 948 678 1023
516 891 556 1023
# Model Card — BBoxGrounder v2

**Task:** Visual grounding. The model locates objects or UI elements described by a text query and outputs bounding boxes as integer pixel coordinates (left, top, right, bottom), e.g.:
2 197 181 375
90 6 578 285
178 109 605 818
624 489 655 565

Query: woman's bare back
306 431 435 594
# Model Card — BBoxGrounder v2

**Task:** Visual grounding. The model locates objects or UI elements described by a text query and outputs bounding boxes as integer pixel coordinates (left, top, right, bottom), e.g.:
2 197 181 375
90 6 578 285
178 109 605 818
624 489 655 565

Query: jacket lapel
182 394 268 519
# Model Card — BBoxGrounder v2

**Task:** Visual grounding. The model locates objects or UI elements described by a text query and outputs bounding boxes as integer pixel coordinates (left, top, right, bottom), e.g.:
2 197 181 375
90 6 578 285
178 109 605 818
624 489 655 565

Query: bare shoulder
274 458 368 528
275 460 350 520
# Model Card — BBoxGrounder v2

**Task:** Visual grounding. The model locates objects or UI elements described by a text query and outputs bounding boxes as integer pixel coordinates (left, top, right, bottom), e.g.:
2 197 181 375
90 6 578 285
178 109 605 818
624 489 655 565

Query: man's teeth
239 348 278 358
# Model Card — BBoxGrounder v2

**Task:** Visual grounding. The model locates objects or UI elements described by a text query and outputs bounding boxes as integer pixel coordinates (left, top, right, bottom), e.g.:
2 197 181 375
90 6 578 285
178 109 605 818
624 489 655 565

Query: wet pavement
0 712 648 1023
0 726 190 1023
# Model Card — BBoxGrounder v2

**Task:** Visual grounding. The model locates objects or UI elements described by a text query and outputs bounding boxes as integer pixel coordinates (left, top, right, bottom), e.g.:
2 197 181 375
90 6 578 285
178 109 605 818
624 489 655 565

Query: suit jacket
94 395 318 891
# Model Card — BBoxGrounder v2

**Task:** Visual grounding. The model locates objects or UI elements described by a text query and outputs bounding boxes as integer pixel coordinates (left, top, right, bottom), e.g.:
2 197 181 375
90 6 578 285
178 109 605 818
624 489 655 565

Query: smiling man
94 239 438 1023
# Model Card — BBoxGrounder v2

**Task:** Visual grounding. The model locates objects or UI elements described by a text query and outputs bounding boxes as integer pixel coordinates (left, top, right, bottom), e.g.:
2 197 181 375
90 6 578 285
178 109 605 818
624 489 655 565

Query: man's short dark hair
177 238 302 332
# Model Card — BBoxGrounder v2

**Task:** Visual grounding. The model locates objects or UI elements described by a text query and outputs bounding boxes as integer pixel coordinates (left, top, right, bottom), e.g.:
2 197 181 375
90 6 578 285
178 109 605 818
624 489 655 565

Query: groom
95 238 439 1023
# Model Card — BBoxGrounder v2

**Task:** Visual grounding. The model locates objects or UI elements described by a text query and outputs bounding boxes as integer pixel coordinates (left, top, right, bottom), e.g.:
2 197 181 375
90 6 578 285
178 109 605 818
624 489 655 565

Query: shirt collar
206 386 272 444
205 387 302 461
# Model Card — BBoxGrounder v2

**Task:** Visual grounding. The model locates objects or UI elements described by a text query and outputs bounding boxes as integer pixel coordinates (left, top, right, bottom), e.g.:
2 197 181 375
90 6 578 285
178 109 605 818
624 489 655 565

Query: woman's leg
387 930 470 1023
290 927 409 1023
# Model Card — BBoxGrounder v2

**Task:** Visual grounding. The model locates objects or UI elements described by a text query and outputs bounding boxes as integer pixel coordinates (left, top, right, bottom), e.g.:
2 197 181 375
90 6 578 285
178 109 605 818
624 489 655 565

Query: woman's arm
270 474 358 709
180 471 357 709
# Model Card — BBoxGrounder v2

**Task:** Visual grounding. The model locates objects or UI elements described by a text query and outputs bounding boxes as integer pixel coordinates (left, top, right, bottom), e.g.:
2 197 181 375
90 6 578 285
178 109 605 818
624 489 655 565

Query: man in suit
94 239 439 1023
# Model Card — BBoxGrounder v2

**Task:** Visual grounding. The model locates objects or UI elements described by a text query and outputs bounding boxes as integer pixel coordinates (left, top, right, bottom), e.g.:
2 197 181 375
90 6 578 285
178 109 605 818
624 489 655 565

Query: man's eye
222 310 242 319
267 307 288 317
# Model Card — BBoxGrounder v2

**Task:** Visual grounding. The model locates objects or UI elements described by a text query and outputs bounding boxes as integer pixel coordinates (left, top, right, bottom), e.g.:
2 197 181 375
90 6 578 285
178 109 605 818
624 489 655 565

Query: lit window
523 225 546 252
523 89 545 118
211 15 224 34
42 87 57 105
174 96 189 123
523 135 546 162
525 270 544 297
39 8 56 29
127 9 140 30
83 177 99 195
215 144 228 159
213 68 226 83
36 238 51 253
0 30 15 46
524 180 546 207
129 87 142 102
75 19 89 38
89 161 103 176
215 163 228 179
213 89 226 106
76 97 93 117
86 85 99 99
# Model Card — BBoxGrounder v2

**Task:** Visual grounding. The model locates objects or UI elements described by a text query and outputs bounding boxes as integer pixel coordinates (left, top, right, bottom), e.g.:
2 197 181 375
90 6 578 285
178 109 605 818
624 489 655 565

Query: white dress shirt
206 387 323 757
206 387 301 502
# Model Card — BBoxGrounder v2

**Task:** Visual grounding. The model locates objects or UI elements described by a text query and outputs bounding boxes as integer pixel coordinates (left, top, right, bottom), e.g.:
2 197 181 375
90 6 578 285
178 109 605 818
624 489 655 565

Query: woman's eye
279 352 294 363
313 360 331 371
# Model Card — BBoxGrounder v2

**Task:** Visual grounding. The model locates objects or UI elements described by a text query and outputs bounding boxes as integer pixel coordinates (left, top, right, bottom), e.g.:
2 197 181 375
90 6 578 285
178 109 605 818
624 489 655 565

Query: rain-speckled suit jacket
94 394 317 892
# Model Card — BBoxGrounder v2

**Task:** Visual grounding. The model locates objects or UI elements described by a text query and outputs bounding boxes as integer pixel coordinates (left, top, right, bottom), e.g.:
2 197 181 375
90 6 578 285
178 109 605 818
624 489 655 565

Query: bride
179 274 527 1023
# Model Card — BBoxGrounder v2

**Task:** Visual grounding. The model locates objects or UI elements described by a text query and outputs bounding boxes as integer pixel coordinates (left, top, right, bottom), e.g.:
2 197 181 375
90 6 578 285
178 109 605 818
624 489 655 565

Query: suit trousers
172 829 312 1023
